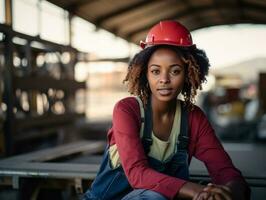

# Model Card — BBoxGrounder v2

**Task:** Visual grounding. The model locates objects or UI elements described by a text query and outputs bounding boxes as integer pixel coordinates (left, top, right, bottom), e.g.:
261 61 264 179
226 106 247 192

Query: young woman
83 20 250 200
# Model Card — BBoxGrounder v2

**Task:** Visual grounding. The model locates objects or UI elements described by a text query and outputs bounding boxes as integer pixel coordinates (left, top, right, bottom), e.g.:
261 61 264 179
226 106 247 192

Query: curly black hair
123 45 210 109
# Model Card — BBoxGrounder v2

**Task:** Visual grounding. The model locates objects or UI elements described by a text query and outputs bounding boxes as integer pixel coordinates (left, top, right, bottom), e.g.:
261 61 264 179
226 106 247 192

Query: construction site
0 0 266 199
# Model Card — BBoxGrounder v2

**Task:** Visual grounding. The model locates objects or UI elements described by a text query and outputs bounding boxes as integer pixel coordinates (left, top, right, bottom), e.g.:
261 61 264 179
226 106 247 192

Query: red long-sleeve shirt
107 97 245 199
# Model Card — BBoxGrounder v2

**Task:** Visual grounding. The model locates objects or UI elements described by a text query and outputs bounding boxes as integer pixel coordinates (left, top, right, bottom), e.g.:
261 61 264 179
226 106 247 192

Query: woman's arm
188 106 250 199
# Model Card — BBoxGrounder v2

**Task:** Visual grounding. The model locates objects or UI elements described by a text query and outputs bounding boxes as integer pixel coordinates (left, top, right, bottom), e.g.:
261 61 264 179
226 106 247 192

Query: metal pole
3 30 15 155
37 0 42 36
68 12 73 46
5 0 12 27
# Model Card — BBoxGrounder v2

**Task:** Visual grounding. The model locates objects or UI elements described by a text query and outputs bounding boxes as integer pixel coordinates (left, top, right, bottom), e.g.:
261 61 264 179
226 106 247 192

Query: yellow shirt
148 100 181 161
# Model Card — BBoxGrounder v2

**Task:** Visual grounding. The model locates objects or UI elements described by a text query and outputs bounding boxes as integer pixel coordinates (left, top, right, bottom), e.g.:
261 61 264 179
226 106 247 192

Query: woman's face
147 47 185 102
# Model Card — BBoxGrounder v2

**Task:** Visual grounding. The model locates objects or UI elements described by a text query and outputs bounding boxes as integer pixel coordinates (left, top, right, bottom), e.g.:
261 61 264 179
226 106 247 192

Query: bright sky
1 0 266 69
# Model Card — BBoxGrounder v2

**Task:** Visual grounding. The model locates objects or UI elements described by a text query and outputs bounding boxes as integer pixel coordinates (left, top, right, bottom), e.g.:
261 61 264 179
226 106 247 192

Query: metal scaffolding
0 22 87 155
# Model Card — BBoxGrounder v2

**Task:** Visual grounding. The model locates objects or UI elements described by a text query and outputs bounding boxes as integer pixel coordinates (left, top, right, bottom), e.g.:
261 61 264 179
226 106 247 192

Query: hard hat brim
140 41 196 49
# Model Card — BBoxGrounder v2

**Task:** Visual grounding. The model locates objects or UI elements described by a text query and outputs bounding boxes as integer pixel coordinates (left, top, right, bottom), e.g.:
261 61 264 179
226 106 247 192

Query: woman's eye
151 70 160 75
171 70 181 75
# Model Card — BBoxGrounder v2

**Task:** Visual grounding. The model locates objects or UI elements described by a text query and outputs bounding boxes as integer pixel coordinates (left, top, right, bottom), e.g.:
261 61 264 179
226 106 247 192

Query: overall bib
83 99 189 200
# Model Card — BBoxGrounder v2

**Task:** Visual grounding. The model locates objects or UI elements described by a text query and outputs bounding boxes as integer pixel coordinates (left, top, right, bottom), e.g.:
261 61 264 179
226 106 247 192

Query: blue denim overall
83 100 189 200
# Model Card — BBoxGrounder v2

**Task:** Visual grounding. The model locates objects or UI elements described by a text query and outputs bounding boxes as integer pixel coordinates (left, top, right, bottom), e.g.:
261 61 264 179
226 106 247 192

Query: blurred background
0 0 266 199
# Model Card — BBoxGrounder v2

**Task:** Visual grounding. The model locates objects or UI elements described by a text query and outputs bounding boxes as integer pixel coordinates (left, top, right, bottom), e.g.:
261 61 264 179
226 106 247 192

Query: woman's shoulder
189 104 206 117
184 103 210 124
113 96 140 116
179 100 205 117
114 96 139 108
108 97 141 144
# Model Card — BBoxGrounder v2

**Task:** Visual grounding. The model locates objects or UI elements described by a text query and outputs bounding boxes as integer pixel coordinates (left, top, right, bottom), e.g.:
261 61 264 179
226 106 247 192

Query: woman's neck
151 96 176 117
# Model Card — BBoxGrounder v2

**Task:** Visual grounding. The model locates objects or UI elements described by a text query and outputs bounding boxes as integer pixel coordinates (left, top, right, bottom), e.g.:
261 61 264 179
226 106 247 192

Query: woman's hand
177 180 248 200
192 190 213 200
192 183 233 200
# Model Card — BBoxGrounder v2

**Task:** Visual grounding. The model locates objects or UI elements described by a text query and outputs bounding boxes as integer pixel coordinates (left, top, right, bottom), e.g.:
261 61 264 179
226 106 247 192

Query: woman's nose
159 74 170 84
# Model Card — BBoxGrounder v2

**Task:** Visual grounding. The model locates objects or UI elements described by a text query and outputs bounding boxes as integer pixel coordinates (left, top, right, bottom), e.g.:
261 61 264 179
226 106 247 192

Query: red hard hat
140 20 195 49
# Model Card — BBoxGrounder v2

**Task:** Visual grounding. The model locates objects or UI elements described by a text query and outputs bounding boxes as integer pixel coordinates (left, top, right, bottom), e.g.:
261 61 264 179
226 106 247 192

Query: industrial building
0 0 266 199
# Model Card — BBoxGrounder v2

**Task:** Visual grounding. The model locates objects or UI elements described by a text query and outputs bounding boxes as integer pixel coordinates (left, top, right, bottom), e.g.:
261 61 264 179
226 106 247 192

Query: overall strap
134 96 153 154
135 96 145 134
166 101 190 178
142 98 153 154
177 101 189 150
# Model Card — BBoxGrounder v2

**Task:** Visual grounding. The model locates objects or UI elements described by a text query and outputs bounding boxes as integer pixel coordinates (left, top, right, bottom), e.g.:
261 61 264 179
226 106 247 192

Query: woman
83 20 250 200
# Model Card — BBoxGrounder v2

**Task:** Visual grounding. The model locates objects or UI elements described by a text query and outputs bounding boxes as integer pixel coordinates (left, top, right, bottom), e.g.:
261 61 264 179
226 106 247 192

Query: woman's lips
157 88 173 96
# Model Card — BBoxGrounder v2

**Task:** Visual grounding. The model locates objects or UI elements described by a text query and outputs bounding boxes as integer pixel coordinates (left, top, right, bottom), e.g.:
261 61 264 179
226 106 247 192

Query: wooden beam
88 57 129 63
236 0 246 20
127 2 266 40
94 0 160 26
65 0 97 11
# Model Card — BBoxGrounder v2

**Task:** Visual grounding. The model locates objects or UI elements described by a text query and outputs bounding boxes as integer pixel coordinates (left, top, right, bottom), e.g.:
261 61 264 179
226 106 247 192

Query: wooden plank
1 140 105 162
31 141 106 162
0 162 99 179
0 140 106 183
